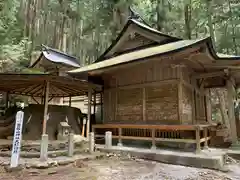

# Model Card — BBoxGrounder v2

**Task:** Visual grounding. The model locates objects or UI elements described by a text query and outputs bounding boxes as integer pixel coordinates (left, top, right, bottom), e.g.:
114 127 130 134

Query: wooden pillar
42 81 49 135
5 92 9 109
195 126 201 153
93 92 96 115
199 79 205 122
205 89 212 123
191 78 196 124
177 66 183 123
69 96 72 107
204 127 208 149
143 87 146 121
100 92 103 122
87 88 92 138
227 78 238 145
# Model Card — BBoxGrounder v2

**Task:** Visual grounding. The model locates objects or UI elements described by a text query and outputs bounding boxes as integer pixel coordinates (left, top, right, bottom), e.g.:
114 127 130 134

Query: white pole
10 111 24 168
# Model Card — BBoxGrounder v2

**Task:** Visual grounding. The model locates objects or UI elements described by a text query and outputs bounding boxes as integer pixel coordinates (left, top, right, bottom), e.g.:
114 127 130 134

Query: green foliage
0 0 31 72
0 0 239 71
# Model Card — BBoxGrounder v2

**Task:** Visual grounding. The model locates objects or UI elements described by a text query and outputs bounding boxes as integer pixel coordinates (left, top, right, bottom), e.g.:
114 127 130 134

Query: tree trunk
227 0 238 55
24 0 31 38
156 0 165 31
184 0 192 39
206 0 216 49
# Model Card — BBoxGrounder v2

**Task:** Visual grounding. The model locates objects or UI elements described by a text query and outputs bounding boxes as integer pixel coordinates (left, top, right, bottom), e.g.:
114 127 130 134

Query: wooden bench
92 124 214 153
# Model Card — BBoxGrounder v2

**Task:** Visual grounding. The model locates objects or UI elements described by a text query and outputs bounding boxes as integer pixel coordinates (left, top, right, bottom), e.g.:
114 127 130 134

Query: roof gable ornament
95 11 181 63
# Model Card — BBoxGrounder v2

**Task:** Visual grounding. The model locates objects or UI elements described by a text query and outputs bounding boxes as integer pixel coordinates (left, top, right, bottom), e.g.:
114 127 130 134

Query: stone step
96 145 228 171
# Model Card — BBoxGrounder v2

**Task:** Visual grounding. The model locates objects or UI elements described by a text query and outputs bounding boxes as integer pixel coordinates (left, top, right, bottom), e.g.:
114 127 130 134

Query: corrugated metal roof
69 39 204 74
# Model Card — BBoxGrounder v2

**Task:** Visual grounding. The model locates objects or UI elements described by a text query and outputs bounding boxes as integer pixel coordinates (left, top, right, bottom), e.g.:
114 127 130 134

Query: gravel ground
0 156 240 180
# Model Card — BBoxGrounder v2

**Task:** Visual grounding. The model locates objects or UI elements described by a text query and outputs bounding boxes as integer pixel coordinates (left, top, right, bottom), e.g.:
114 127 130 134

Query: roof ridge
95 18 181 63
41 45 79 63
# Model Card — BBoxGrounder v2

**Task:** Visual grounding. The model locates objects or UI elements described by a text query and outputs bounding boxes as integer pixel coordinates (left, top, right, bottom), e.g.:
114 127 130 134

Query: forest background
0 0 240 123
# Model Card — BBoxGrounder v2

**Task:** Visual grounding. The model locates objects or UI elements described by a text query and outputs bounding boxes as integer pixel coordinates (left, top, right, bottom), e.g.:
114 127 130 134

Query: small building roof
0 73 101 97
30 45 80 71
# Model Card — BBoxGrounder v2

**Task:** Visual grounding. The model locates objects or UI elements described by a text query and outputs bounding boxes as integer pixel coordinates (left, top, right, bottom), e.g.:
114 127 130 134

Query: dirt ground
1 155 240 180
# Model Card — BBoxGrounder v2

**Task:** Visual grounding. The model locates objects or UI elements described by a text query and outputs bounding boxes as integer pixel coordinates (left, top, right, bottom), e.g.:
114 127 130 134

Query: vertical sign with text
10 111 24 168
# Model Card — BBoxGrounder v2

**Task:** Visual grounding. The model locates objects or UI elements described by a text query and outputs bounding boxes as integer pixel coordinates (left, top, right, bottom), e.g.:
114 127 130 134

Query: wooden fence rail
92 124 213 153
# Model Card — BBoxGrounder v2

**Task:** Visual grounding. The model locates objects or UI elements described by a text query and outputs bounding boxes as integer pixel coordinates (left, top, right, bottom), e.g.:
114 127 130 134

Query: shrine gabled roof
30 45 80 69
96 18 181 62
68 37 240 75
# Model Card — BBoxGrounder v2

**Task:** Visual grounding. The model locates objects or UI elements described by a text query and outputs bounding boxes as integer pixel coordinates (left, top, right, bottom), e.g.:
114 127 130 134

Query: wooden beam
42 81 49 135
92 124 213 131
192 71 226 79
31 96 40 104
105 79 179 92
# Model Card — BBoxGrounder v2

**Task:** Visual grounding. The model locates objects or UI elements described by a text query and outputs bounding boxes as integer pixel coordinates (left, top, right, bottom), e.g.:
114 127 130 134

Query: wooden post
81 117 86 137
205 89 212 123
117 127 123 146
227 78 238 145
100 92 103 122
191 78 196 124
143 87 146 121
42 81 49 135
177 66 183 123
93 92 96 115
5 92 9 109
87 88 92 138
204 127 208 149
69 96 72 107
115 90 117 121
195 126 201 153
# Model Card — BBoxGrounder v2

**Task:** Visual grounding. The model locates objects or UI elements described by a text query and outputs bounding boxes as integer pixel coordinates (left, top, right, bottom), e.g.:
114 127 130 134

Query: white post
89 132 95 153
40 134 48 161
10 111 24 168
105 131 112 149
68 133 74 157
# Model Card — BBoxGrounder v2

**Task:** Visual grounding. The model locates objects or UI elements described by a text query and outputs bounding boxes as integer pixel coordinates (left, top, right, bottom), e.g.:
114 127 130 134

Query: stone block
105 131 112 149
40 134 48 161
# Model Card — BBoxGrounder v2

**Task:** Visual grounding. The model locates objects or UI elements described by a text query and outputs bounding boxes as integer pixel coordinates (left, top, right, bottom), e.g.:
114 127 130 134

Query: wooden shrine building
69 18 240 150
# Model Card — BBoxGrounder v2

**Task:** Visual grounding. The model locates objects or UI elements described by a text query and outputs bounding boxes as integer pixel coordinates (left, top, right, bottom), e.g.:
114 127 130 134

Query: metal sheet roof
30 45 80 69
69 39 205 74
69 37 240 75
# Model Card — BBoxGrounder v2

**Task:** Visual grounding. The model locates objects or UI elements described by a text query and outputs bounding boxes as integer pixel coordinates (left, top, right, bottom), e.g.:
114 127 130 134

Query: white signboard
10 111 24 168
